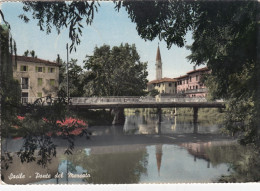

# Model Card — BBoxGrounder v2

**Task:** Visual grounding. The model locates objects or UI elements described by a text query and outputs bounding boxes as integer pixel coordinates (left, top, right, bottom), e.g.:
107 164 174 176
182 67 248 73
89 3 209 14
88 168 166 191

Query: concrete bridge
22 96 225 125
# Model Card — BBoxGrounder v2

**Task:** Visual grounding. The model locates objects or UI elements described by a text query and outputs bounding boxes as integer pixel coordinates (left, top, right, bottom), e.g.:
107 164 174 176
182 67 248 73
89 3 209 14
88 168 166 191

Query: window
169 83 172 87
38 78 43 86
186 79 188 84
35 66 43 72
196 85 198 89
21 78 29 89
189 76 192 82
37 92 42 98
20 65 28 72
196 75 199 81
50 79 55 86
193 86 195 89
48 67 55 73
21 92 28 103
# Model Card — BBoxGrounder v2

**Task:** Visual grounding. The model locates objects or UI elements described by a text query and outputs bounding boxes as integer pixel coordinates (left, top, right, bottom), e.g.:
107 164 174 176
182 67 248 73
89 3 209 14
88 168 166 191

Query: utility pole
66 43 69 102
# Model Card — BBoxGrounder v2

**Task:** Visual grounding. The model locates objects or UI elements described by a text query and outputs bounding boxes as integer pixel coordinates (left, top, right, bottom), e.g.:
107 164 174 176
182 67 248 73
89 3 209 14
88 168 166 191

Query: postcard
1 0 260 186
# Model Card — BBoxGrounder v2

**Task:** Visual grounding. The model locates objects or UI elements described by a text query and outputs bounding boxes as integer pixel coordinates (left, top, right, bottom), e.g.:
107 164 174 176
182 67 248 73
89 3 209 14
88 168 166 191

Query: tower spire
155 44 162 80
156 44 161 61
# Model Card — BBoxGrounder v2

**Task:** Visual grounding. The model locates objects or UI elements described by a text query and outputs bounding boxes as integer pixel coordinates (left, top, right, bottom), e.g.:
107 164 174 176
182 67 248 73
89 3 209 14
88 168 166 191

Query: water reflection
2 142 240 184
124 113 221 135
89 113 221 136
2 111 260 184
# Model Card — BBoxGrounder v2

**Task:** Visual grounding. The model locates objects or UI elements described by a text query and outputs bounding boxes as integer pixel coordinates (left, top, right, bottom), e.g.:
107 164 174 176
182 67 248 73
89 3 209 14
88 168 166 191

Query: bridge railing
159 97 208 102
70 96 156 104
21 96 224 105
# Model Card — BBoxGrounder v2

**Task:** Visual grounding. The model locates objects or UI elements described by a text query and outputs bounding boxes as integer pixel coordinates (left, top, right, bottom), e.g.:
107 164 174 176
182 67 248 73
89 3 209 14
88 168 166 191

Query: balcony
185 88 208 94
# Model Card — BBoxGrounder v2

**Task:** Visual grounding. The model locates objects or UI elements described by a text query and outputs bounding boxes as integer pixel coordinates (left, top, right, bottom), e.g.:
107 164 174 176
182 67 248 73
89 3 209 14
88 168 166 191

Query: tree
23 50 29 56
23 49 37 58
58 57 85 97
0 24 21 134
83 43 148 97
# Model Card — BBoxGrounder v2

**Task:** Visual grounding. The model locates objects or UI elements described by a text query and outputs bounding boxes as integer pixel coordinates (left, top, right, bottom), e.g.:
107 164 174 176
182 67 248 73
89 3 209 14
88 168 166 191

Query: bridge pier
193 107 198 134
111 108 125 125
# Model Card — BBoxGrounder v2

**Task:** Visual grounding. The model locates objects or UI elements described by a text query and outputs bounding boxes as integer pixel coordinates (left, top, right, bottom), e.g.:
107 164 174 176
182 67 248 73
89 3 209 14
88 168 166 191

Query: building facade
13 56 60 103
176 67 209 97
147 78 177 95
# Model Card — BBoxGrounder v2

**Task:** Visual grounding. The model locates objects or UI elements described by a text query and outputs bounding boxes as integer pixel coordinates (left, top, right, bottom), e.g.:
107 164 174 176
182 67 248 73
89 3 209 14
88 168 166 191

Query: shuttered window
37 78 43 86
50 79 55 86
20 65 28 71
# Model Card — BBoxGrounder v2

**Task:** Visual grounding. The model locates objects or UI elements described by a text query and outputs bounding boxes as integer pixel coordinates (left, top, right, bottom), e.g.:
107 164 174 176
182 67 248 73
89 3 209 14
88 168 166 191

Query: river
1 113 259 184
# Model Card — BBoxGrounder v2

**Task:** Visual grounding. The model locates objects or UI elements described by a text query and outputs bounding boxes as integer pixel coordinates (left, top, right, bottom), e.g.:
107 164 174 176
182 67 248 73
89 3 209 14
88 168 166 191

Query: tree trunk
256 2 260 137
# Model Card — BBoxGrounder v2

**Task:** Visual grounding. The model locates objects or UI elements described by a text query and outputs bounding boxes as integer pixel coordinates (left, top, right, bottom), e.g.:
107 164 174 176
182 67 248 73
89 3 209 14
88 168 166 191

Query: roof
148 77 177 84
14 55 61 66
186 67 209 74
156 45 161 61
175 74 189 80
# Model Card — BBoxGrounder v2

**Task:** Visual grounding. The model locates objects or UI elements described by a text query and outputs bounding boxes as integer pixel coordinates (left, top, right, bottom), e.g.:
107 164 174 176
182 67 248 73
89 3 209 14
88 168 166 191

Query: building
13 56 60 103
147 78 177 95
147 45 177 95
176 67 210 97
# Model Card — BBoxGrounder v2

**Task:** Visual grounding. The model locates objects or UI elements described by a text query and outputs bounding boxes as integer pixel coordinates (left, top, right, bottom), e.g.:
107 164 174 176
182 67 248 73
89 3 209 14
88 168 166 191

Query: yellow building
13 56 60 103
147 78 177 94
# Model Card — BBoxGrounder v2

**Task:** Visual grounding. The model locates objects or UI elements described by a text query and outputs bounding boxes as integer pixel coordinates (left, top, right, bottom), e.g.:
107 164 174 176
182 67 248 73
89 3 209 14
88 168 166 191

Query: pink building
176 67 210 97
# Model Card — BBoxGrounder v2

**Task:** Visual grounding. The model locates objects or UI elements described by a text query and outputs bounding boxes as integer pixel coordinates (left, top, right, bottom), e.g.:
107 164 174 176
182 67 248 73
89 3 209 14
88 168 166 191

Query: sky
1 1 201 81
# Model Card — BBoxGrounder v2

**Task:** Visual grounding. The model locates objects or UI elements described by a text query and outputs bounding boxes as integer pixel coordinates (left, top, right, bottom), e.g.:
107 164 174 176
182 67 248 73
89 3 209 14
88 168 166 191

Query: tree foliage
23 50 37 58
58 57 85 97
83 43 148 97
0 24 21 135
18 1 100 52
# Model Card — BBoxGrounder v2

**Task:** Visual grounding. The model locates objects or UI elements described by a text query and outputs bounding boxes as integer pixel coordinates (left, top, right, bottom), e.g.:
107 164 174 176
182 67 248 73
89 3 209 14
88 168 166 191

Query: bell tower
156 44 162 80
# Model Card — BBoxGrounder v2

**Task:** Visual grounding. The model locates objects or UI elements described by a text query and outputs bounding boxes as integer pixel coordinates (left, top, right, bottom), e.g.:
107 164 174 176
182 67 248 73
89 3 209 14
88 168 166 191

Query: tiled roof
14 55 60 66
148 77 176 84
175 74 189 79
186 67 209 74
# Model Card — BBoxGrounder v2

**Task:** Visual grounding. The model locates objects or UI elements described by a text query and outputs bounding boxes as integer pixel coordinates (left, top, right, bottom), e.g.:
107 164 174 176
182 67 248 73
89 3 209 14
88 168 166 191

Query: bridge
22 96 225 125
69 96 224 109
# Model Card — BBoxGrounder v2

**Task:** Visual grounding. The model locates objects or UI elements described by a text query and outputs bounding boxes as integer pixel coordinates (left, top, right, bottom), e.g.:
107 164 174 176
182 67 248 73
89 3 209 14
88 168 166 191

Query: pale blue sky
1 1 200 81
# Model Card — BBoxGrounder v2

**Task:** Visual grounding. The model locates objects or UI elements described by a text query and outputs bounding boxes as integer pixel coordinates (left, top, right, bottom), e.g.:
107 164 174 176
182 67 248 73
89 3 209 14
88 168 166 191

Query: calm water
2 113 259 184
89 113 221 136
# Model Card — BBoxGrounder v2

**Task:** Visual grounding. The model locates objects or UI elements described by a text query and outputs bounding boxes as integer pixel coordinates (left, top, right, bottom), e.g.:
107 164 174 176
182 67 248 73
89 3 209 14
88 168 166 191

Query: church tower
155 45 162 80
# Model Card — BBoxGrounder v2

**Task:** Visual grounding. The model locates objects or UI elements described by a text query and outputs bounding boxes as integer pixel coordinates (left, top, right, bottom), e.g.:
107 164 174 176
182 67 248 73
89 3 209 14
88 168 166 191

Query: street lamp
66 43 69 101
